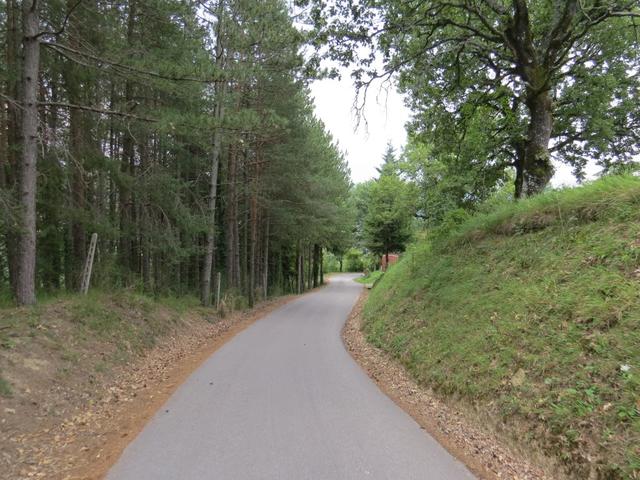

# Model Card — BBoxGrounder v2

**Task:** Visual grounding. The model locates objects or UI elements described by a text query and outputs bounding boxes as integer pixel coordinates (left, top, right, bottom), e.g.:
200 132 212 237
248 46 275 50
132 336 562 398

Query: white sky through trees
309 74 409 184
310 73 600 187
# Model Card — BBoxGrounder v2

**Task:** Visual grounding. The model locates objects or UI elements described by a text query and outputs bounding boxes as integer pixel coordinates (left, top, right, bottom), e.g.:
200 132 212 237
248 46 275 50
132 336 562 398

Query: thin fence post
215 271 221 310
80 233 98 295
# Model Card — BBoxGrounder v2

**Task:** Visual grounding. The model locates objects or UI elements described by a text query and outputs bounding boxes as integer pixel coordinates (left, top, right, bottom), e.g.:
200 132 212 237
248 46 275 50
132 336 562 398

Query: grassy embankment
363 176 640 479
0 291 207 401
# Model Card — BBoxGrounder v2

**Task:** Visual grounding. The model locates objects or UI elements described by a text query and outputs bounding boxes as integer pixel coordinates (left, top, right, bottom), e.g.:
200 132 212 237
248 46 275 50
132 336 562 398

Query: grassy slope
0 291 204 400
354 270 385 285
363 176 640 479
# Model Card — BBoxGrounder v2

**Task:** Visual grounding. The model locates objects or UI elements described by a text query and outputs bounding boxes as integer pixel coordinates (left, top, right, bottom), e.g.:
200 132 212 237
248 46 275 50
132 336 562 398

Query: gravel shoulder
342 289 564 480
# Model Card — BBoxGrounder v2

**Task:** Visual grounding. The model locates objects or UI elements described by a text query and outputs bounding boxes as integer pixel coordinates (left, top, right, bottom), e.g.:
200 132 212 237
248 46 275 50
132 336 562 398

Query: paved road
107 274 474 480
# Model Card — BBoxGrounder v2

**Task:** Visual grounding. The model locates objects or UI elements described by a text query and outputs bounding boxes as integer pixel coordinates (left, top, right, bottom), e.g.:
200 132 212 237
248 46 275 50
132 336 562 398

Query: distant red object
381 253 399 271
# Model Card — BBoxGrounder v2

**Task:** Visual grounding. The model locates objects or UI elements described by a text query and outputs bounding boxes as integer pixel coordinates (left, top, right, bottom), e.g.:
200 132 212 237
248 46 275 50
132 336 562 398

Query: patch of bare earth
0 296 294 480
342 290 564 480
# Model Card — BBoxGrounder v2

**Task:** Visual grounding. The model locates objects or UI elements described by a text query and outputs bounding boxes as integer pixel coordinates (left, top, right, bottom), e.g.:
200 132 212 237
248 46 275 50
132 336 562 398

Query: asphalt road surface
107 273 475 480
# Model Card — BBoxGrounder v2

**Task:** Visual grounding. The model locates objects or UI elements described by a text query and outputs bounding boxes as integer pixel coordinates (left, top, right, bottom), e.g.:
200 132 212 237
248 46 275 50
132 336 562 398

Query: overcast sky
309 75 410 184
309 73 600 187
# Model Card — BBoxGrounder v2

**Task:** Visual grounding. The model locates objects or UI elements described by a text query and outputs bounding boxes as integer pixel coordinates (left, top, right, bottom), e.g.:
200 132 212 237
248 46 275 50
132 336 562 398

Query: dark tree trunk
312 243 320 288
225 144 240 290
296 242 302 294
241 161 249 296
68 98 86 290
63 0 87 289
262 215 269 299
15 0 40 305
248 189 258 307
307 244 312 290
521 90 554 197
119 0 137 281
4 0 21 295
139 137 151 292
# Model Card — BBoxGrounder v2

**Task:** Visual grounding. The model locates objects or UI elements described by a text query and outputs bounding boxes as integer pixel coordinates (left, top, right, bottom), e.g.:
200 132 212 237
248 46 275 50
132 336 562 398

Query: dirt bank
1 294 294 480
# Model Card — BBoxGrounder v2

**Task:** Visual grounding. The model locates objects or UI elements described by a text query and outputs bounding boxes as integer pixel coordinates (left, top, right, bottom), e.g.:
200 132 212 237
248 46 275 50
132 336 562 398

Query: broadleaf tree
300 0 640 198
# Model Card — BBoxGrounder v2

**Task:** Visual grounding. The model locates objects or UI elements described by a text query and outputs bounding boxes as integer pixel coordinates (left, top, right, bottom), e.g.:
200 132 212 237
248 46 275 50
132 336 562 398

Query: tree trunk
4 0 21 295
312 243 320 288
68 98 87 290
513 141 526 199
201 8 226 306
241 160 249 296
248 190 258 307
139 137 151 292
119 0 137 281
63 0 87 289
306 244 312 290
521 90 554 197
15 0 40 305
296 242 302 294
262 215 269 299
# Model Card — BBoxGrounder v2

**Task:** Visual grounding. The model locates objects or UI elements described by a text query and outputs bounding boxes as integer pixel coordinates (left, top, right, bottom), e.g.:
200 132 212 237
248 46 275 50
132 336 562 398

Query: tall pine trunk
248 193 258 307
262 215 269 299
4 0 21 295
63 0 88 289
201 7 226 306
225 144 239 290
312 243 320 288
119 0 137 281
15 0 39 305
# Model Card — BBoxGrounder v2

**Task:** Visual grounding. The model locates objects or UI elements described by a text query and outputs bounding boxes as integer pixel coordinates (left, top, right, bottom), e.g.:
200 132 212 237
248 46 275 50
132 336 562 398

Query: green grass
363 176 640 479
0 289 207 376
355 270 385 285
0 375 12 397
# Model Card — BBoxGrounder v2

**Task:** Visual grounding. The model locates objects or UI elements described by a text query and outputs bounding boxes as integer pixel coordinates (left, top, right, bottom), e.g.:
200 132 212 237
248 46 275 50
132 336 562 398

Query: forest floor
0 291 294 480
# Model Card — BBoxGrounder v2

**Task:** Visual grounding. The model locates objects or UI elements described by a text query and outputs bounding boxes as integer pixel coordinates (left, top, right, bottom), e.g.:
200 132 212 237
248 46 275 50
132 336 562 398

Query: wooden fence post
80 233 98 295
215 271 222 310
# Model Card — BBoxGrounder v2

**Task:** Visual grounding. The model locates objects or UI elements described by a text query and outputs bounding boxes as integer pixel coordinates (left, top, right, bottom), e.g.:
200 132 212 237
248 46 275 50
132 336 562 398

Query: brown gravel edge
81 295 299 480
342 289 560 480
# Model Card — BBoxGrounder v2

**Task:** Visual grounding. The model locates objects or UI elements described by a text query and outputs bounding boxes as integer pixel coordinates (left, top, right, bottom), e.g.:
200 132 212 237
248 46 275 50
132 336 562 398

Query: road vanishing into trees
107 274 474 480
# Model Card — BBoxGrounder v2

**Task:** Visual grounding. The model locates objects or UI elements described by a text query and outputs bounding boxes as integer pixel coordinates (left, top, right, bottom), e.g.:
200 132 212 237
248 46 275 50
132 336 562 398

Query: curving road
107 273 474 480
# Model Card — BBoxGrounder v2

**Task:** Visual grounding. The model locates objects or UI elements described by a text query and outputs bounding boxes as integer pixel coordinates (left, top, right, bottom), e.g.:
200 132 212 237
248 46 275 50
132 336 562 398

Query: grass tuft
0 375 12 397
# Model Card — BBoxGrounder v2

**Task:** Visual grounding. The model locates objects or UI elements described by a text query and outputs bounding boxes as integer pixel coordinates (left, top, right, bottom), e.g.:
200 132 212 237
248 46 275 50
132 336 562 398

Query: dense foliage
301 0 640 203
0 0 352 306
